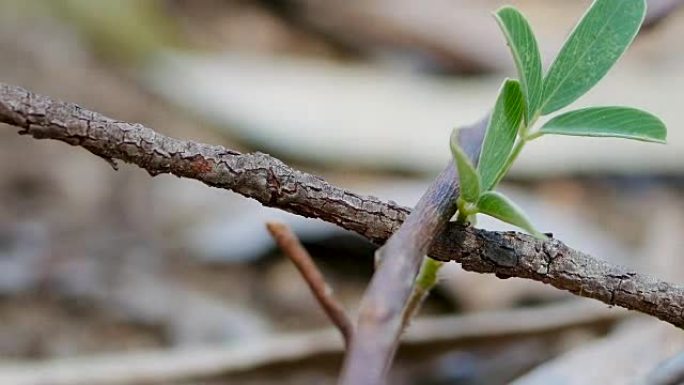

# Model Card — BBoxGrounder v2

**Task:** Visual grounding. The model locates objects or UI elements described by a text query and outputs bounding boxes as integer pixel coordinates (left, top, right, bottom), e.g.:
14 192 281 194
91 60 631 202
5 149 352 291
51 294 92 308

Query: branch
339 117 486 384
266 221 353 347
1 82 683 329
340 164 458 384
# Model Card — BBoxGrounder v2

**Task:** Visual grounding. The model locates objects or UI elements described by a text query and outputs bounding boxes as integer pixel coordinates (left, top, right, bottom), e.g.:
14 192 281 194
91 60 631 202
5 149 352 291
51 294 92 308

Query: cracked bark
1 82 683 329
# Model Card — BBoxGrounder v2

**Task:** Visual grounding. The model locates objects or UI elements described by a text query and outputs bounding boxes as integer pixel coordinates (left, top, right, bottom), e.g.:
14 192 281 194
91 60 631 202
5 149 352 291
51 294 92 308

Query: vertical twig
266 222 354 347
339 117 488 385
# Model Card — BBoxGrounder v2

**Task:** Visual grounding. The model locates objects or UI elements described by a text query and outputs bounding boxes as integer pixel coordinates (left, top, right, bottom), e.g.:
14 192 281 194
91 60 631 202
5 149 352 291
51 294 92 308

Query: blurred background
0 1 683 384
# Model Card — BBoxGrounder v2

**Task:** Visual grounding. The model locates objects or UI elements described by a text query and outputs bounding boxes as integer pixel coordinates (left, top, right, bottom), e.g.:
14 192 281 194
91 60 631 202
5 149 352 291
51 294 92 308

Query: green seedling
451 0 667 237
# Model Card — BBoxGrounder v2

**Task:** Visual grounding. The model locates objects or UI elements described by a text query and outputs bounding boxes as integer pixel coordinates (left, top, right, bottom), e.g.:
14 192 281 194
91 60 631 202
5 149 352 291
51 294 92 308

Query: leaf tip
494 5 518 17
649 133 667 144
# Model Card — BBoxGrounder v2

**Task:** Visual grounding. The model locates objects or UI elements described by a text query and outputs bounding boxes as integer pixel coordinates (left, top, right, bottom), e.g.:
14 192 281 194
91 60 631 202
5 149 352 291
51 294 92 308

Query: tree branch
1 82 683 329
340 163 459 384
339 117 486 385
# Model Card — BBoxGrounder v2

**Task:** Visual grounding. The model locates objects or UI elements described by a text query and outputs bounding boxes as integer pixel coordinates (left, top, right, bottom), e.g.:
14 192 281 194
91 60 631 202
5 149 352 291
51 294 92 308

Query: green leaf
495 6 543 124
450 129 481 203
477 191 546 239
541 0 646 115
478 79 524 191
539 107 667 143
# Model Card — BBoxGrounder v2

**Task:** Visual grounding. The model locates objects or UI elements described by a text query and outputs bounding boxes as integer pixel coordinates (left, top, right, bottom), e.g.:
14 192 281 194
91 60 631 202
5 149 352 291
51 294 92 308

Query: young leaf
478 79 524 191
450 129 481 203
538 106 667 143
541 0 646 115
495 6 543 124
477 191 546 239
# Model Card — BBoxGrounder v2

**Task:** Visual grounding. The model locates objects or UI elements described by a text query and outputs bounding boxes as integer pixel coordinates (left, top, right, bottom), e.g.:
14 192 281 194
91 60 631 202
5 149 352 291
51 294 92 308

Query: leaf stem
402 257 443 329
526 130 544 141
456 211 469 224
456 197 477 224
489 110 542 189
491 137 526 188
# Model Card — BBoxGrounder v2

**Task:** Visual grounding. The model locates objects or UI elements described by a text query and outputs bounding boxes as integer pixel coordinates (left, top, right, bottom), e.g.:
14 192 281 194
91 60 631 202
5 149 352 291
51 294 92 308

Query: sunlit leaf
495 6 543 123
539 106 667 143
450 129 481 203
477 191 546 239
541 0 646 115
478 79 524 191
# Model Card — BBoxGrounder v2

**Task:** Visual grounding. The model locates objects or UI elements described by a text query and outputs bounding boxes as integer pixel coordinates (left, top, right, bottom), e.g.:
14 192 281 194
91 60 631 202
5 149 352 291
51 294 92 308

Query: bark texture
1 82 683 329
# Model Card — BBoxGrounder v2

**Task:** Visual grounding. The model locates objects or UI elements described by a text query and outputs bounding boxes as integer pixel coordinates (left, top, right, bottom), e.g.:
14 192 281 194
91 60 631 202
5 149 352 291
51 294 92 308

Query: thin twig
266 221 353 347
339 117 487 385
1 82 683 328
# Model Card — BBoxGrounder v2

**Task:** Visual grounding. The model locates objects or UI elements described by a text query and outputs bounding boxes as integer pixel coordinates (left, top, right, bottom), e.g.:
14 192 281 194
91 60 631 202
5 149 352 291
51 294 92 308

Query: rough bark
1 82 683 329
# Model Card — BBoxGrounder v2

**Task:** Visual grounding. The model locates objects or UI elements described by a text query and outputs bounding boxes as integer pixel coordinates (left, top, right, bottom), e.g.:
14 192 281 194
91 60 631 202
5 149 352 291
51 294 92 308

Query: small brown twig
266 221 354 347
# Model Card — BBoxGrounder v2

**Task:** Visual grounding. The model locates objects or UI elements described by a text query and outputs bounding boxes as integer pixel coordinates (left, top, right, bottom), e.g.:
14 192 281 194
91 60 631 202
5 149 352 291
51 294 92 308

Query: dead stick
266 221 353 347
